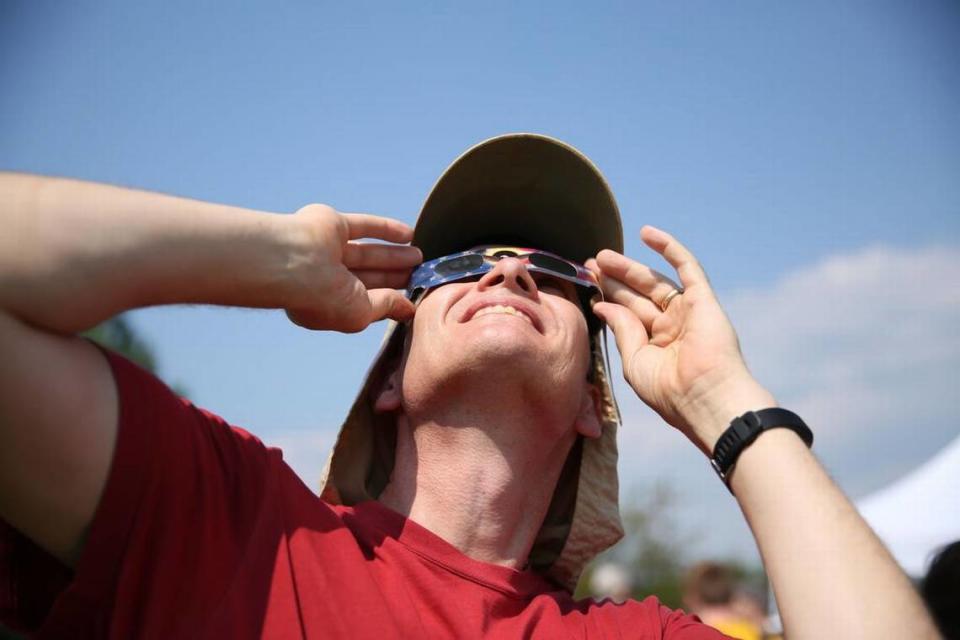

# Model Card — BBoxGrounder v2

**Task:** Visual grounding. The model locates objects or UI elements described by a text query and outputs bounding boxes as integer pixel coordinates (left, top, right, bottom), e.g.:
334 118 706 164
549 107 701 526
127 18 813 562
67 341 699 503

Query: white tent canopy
856 434 960 577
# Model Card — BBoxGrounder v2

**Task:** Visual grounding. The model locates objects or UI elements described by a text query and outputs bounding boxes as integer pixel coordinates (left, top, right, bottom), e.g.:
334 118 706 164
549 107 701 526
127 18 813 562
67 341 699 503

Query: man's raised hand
282 204 421 333
588 225 775 455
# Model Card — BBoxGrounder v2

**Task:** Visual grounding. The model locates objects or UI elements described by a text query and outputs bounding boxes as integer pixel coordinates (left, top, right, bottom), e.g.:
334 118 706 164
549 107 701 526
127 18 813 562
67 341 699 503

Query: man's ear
373 368 402 413
574 383 603 439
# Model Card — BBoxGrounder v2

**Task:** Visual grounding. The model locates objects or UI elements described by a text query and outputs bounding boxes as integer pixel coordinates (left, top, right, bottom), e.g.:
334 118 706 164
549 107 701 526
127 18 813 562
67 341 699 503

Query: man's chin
458 329 544 363
404 326 561 400
440 340 558 392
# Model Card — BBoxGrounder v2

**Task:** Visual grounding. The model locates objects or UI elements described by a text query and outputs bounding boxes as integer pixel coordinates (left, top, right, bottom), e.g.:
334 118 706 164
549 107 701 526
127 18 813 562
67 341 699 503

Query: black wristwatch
711 408 813 488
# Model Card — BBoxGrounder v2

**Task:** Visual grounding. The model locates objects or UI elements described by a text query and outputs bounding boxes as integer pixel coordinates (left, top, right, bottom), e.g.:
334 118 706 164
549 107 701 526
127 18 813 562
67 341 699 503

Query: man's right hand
0 174 422 570
281 204 420 333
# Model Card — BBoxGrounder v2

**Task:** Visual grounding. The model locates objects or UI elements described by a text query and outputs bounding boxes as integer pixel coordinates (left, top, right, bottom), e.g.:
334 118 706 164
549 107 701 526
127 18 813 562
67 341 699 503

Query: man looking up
0 134 938 638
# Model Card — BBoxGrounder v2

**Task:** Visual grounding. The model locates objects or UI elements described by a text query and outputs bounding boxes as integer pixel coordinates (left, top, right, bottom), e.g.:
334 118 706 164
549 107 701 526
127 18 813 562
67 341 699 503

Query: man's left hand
588 226 776 455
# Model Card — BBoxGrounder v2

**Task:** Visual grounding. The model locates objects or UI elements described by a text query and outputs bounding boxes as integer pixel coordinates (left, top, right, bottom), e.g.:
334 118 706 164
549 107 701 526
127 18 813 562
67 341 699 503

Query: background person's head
922 540 960 639
682 561 737 612
730 586 767 628
590 562 634 603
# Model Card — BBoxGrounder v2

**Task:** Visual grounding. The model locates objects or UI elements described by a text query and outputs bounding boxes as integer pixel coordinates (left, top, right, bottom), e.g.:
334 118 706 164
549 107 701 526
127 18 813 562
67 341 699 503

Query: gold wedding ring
659 288 683 312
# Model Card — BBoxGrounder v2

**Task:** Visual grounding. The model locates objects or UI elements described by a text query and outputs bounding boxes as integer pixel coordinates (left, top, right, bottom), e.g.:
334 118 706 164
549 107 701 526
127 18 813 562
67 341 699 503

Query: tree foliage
576 481 766 610
82 315 158 373
577 482 693 607
81 314 188 397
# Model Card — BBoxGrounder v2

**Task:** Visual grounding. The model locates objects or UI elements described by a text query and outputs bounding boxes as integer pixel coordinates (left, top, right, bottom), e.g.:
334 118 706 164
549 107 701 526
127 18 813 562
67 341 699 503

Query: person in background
682 562 762 640
922 540 960 639
730 586 771 638
589 562 634 603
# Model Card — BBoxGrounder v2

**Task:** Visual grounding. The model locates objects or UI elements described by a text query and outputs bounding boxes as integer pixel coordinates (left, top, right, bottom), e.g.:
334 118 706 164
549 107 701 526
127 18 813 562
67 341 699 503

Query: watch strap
711 408 813 487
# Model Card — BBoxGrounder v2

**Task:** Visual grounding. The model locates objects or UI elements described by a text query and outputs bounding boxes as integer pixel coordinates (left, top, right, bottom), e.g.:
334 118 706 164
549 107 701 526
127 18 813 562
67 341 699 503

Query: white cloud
617 243 960 455
726 244 960 446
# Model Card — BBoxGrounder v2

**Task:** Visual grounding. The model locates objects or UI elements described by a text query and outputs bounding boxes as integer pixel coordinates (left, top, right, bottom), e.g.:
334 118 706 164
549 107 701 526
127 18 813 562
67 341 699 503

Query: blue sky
3 1 958 565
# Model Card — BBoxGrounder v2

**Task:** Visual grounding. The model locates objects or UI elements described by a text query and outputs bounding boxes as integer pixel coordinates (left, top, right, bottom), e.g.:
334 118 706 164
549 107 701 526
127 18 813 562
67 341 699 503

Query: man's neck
378 406 577 570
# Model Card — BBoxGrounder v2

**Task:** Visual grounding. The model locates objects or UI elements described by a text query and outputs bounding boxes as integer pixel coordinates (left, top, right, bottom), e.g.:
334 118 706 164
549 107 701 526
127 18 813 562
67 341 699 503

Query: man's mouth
461 299 543 332
472 304 534 326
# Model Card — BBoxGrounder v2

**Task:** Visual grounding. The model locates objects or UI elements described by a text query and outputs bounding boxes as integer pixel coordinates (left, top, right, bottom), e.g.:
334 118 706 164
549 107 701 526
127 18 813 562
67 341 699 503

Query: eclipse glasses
406 246 602 324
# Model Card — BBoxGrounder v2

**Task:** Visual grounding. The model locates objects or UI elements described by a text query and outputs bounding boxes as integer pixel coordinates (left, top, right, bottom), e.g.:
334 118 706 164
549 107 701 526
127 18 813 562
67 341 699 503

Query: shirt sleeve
0 344 281 637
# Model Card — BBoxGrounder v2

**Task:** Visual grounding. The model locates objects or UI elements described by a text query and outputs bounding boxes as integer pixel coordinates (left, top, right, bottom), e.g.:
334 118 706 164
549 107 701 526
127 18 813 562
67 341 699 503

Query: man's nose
476 258 537 297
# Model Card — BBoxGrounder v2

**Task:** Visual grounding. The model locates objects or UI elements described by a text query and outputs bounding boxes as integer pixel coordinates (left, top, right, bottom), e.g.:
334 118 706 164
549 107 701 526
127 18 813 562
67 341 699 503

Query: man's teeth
473 305 532 324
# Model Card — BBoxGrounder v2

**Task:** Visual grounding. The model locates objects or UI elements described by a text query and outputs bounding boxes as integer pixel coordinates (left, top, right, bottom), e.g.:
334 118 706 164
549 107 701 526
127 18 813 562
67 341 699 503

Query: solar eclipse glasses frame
406 246 602 322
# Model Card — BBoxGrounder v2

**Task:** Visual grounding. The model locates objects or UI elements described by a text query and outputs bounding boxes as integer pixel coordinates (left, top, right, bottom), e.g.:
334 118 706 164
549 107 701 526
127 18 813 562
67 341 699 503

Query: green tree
82 314 188 397
618 482 692 607
577 481 769 612
82 314 158 372
577 481 692 604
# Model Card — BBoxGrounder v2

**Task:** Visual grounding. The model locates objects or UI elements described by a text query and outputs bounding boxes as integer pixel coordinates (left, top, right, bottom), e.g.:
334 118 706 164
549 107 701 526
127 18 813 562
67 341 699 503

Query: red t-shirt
1 348 727 639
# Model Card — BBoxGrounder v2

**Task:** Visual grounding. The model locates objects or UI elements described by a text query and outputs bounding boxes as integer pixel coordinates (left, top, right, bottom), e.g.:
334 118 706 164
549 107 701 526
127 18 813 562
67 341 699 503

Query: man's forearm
710 390 938 639
0 173 301 333
589 227 935 637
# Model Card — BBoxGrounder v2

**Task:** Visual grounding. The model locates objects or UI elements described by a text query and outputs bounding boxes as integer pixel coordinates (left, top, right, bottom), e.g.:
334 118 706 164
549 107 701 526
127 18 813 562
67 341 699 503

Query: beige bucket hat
319 133 625 592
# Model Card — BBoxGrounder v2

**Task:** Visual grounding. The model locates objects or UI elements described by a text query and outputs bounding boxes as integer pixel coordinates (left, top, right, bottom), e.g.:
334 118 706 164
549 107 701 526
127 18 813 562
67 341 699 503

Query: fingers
344 239 419 290
343 241 422 270
353 269 412 290
367 289 416 323
343 213 414 243
640 225 709 290
597 273 662 328
592 301 649 355
594 249 682 311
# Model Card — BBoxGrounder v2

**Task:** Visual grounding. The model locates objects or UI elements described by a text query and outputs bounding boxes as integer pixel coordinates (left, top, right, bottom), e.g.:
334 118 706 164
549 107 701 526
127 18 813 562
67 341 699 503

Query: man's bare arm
3 173 348 333
0 309 118 565
589 226 938 639
0 173 418 565
685 379 936 639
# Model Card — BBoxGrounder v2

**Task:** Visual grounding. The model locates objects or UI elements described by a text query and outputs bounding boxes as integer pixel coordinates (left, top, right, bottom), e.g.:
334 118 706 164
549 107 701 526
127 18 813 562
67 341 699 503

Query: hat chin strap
599 326 621 422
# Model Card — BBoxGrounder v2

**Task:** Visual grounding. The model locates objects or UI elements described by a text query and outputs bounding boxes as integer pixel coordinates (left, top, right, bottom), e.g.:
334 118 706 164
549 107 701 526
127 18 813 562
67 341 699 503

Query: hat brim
415 133 623 262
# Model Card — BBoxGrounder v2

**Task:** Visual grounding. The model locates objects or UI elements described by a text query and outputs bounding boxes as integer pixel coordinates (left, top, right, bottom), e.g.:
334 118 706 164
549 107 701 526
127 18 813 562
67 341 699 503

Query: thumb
367 289 416 323
593 301 649 357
